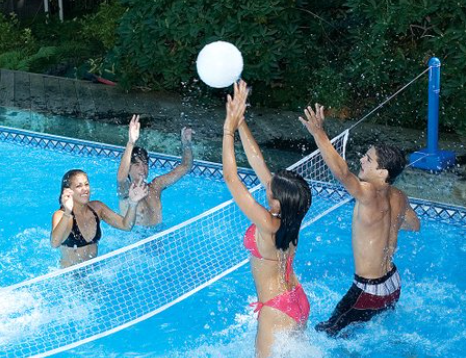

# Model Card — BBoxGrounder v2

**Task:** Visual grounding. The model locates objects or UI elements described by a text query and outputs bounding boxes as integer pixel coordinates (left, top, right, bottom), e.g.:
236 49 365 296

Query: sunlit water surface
52 204 465 358
0 140 231 286
0 129 464 357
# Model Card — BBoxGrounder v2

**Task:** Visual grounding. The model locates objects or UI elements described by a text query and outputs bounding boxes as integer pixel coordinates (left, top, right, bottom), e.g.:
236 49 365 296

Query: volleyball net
0 130 349 358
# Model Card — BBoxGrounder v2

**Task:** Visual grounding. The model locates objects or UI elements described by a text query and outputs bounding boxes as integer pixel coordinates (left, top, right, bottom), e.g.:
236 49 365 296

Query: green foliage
0 3 117 75
30 17 83 45
80 0 126 50
0 46 58 71
112 0 465 133
0 13 26 53
343 0 466 133
0 0 464 134
114 0 324 106
0 13 44 71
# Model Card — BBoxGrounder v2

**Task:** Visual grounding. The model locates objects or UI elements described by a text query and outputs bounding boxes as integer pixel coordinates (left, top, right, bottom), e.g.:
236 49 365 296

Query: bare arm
223 81 277 234
51 210 73 248
92 201 138 231
401 205 420 231
117 115 140 198
93 181 148 231
151 127 194 189
51 188 74 248
299 104 373 203
238 121 272 187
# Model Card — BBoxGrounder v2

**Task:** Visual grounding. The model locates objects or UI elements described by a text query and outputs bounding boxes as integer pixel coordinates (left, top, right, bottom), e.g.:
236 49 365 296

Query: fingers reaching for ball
298 103 326 137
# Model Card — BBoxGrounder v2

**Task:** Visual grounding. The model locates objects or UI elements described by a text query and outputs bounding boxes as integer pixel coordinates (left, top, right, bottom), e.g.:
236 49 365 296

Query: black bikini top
61 206 102 248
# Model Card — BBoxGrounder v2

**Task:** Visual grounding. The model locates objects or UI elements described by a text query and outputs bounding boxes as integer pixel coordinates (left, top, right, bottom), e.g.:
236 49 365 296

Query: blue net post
409 57 455 171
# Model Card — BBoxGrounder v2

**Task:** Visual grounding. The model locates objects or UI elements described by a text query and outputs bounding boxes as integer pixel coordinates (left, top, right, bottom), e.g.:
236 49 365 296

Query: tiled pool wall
1 125 465 227
411 198 465 226
0 125 260 188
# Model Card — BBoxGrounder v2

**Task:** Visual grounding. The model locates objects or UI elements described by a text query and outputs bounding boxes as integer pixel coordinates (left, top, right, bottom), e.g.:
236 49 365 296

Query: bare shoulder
389 186 409 203
88 200 105 214
389 186 410 213
51 209 66 228
357 181 378 205
52 209 64 218
148 179 163 192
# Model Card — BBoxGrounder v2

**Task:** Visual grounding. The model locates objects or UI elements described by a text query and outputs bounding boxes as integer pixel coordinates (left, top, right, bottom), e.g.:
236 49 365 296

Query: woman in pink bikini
222 80 312 357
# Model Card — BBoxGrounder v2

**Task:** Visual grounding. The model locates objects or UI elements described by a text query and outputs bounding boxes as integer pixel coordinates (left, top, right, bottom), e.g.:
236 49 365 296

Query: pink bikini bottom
250 284 310 324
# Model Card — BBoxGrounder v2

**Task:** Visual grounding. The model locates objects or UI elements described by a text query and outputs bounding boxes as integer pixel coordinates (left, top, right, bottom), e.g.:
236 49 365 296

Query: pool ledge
0 124 260 188
1 124 465 225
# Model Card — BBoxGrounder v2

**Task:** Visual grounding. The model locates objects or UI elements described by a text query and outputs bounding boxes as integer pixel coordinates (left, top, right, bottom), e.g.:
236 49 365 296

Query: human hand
128 178 149 204
298 104 326 137
181 126 194 146
61 188 74 214
128 115 140 144
224 80 249 134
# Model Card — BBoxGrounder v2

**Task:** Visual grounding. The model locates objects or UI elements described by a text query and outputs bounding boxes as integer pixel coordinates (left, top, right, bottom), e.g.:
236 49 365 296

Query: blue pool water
1 129 465 357
0 140 232 287
53 203 465 358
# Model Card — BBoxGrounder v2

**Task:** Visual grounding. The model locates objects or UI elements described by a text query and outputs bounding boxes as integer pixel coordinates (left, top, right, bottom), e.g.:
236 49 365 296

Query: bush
0 14 42 70
343 0 466 133
115 0 330 106
0 13 22 53
113 0 465 134
1 0 464 134
80 0 125 50
0 3 118 74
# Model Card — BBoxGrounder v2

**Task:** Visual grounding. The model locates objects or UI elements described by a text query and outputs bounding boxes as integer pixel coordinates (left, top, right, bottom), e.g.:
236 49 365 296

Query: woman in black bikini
51 169 148 268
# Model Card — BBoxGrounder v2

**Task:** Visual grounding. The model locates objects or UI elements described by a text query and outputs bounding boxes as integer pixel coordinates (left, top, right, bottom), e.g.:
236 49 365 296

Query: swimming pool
0 125 464 357
0 107 304 171
0 125 258 287
46 200 463 358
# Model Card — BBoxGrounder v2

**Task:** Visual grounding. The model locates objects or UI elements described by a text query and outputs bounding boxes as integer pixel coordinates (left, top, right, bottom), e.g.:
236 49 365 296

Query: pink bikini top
243 224 294 282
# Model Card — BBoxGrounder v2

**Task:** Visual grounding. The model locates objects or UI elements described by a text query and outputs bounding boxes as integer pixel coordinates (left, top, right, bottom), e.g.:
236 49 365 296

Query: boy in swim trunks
117 115 194 226
299 104 420 336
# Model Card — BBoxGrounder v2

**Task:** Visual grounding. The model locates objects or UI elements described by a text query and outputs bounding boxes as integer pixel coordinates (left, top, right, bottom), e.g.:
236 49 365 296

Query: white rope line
406 152 435 168
347 66 432 132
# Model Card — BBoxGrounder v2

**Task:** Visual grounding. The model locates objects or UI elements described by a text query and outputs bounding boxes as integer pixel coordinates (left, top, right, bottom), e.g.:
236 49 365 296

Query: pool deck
1 68 464 149
0 68 162 118
0 68 298 146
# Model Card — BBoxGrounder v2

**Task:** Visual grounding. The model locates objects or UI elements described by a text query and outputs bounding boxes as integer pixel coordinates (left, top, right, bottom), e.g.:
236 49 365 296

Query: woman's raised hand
61 188 74 214
225 80 249 133
128 114 140 145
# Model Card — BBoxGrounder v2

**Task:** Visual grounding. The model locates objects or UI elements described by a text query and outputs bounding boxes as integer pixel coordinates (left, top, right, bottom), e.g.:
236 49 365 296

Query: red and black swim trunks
315 265 401 336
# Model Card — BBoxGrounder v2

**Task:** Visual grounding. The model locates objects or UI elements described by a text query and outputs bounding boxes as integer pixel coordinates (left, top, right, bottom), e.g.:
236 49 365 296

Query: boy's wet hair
374 144 406 184
131 146 149 164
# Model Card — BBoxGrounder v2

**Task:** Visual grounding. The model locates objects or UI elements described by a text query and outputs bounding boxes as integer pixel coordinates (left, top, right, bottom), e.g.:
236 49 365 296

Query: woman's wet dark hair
271 170 312 251
59 169 86 206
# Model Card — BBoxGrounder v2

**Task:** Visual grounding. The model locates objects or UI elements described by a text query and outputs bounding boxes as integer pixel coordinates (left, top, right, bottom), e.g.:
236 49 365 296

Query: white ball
196 41 243 88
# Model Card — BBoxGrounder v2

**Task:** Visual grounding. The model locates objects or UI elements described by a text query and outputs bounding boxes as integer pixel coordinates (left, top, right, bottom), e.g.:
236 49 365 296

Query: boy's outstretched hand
299 103 326 137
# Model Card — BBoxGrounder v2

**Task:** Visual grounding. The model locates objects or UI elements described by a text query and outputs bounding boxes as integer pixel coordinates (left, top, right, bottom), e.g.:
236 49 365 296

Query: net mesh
0 130 349 358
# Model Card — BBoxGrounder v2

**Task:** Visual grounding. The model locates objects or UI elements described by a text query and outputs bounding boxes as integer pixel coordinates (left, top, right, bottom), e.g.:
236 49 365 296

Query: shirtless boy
117 115 194 226
299 104 420 335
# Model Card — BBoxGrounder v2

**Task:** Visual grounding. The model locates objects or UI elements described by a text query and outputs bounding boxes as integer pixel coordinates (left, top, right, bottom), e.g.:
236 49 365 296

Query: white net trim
0 130 350 358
